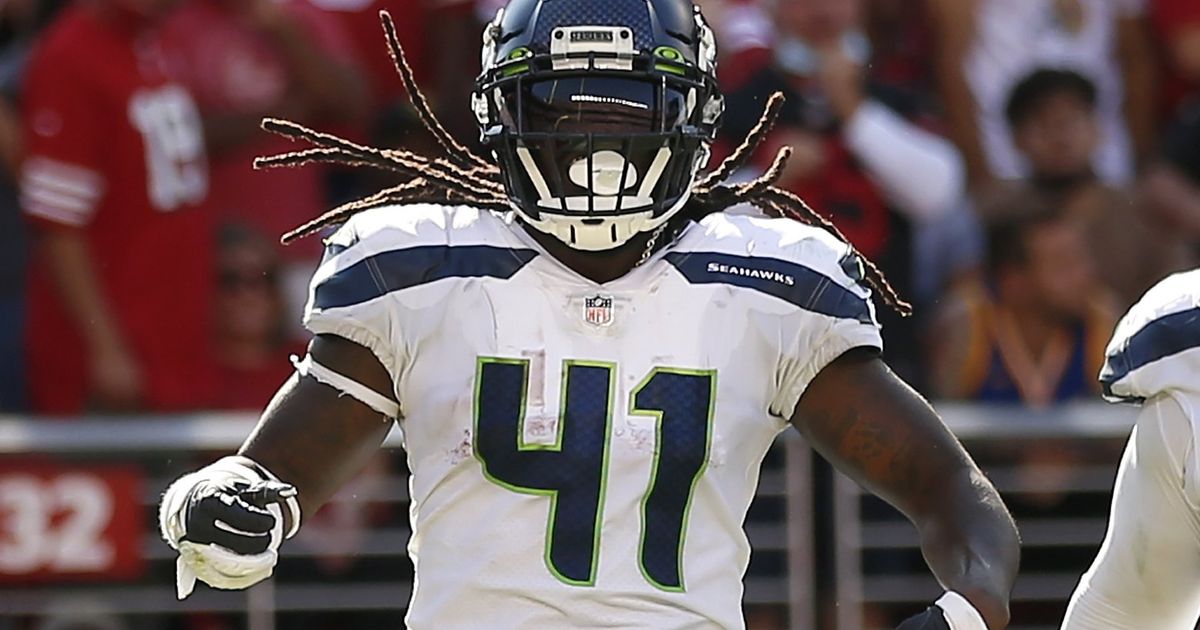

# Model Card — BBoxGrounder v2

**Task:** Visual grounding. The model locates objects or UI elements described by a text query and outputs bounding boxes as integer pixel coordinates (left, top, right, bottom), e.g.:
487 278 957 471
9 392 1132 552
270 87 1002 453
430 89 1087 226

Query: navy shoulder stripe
314 245 537 310
665 251 874 323
1100 306 1200 394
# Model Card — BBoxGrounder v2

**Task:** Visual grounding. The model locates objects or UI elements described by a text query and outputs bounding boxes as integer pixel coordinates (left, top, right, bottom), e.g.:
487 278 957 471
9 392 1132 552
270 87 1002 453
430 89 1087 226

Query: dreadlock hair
256 10 911 317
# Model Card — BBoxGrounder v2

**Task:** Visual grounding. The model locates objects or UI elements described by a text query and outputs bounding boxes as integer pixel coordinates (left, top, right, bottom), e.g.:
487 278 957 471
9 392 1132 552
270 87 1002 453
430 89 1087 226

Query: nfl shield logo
583 295 614 327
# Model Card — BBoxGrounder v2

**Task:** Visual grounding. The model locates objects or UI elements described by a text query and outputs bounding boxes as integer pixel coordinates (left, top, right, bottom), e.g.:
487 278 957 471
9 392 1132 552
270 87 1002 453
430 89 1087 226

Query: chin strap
640 215 693 264
636 223 669 266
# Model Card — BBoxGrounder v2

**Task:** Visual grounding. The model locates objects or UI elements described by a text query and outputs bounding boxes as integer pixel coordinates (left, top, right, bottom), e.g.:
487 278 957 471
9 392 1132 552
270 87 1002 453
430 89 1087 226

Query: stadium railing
0 402 1134 630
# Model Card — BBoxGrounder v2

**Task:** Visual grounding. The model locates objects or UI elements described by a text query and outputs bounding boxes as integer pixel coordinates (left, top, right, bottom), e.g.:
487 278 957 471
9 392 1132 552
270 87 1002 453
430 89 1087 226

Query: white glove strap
935 591 989 630
160 470 205 550
293 354 400 419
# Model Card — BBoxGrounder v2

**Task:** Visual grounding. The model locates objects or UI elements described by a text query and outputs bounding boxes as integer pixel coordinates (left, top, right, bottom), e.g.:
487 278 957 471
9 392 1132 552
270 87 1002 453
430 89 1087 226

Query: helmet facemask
474 11 723 251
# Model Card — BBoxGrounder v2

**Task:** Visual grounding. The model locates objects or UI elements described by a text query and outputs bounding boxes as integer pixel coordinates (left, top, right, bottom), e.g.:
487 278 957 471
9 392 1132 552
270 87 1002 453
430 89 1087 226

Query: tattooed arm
791 348 1020 629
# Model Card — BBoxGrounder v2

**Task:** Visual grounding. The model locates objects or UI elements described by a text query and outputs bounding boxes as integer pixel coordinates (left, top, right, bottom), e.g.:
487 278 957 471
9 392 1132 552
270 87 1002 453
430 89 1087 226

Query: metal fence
0 402 1137 629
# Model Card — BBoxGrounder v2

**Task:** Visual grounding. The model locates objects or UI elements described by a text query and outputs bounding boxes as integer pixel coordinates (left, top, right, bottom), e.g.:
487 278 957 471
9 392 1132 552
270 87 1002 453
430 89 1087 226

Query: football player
1062 268 1200 630
159 2 1020 628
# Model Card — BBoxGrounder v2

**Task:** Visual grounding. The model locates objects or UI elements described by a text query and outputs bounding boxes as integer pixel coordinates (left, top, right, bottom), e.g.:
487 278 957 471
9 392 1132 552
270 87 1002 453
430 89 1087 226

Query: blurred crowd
0 0 1197 418
0 2 1195 629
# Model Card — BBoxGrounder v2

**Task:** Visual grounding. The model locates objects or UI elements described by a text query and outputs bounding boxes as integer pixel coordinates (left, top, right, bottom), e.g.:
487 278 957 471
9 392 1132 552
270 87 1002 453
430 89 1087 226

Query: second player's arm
791 348 1020 629
238 334 398 518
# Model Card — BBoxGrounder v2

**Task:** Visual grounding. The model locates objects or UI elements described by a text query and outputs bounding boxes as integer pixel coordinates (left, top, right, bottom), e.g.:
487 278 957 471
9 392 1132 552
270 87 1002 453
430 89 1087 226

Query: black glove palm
182 480 296 555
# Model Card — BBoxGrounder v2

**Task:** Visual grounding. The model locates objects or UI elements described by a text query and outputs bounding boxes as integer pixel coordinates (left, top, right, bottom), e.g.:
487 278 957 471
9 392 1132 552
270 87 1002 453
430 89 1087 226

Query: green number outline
472 356 616 587
628 367 717 592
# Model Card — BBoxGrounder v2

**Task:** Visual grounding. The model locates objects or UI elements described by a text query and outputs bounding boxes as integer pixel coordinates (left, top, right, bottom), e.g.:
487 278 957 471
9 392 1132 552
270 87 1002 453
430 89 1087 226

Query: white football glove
159 456 301 599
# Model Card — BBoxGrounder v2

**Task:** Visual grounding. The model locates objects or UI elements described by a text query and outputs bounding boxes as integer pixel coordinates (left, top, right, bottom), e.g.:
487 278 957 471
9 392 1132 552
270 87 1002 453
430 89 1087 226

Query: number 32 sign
0 464 144 582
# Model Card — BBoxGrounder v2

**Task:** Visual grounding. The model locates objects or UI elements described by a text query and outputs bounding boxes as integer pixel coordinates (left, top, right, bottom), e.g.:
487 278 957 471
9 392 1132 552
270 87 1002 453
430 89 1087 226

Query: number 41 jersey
304 205 883 629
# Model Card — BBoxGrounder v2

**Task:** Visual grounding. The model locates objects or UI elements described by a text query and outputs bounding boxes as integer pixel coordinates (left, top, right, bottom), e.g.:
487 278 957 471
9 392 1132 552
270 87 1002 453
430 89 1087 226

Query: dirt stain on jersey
446 429 473 466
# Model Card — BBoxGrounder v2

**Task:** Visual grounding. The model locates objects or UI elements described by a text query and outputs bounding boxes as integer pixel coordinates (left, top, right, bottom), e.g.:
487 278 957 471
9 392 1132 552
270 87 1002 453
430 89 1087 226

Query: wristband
935 591 988 630
293 354 400 419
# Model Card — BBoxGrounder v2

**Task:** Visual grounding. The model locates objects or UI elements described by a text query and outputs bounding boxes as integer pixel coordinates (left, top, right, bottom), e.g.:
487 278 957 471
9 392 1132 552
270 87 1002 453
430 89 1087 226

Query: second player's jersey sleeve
1100 269 1200 403
767 224 884 418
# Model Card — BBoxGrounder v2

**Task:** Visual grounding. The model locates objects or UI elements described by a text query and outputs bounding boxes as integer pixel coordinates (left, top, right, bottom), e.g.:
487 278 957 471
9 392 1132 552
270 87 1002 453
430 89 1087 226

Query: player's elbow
916 466 1020 628
932 465 1020 556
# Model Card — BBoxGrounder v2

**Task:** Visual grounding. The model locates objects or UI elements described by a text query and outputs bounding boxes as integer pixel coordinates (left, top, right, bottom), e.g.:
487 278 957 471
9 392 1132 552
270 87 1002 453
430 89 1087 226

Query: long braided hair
256 11 911 316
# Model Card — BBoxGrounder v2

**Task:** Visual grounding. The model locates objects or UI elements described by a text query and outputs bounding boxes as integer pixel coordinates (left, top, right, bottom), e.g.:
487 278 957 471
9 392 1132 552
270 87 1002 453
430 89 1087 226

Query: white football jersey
1063 271 1200 630
303 204 882 629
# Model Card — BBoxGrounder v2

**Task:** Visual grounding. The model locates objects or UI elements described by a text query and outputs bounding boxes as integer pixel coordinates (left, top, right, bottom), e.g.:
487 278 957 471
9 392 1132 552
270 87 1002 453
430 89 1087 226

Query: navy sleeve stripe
1100 306 1200 394
664 251 874 323
314 245 538 310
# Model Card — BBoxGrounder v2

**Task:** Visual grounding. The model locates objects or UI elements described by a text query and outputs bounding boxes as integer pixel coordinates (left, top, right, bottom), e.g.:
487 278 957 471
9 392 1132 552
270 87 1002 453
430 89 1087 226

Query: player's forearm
239 334 397 518
792 352 1020 626
915 467 1020 629
39 229 127 355
238 375 392 518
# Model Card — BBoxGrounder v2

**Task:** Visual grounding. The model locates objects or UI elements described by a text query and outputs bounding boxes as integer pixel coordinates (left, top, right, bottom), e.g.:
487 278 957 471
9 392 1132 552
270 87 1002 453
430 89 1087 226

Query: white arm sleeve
1062 394 1200 630
292 354 400 419
842 100 965 222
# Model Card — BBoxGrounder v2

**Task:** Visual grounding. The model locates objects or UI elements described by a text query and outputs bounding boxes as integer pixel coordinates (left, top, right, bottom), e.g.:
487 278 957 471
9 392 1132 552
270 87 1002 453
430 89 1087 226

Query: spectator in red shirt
22 0 216 414
161 0 368 337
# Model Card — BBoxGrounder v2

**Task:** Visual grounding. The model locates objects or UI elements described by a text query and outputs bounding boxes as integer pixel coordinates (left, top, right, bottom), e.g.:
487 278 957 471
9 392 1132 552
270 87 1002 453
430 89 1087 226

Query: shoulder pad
311 205 536 311
666 213 877 324
323 204 505 253
1101 269 1200 402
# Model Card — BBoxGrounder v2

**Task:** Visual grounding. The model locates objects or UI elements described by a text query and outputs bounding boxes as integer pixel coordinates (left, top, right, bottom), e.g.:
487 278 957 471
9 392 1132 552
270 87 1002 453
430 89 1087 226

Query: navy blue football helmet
473 0 724 251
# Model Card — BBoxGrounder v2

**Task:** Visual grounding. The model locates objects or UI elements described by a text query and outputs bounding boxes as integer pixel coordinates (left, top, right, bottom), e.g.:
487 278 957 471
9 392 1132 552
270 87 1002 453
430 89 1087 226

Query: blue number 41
473 357 716 591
